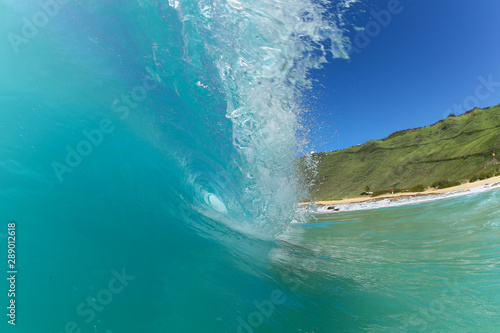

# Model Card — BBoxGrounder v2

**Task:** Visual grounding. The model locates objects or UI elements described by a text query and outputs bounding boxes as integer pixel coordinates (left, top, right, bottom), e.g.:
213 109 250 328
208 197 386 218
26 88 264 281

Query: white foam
309 181 500 214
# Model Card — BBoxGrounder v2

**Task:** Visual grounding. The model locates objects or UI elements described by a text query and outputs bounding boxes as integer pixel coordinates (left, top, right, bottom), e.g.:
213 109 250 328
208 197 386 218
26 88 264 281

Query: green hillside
307 104 500 200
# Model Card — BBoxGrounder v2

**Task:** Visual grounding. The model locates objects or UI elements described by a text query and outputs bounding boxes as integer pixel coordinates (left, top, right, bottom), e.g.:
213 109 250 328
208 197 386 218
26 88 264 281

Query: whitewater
1 0 499 332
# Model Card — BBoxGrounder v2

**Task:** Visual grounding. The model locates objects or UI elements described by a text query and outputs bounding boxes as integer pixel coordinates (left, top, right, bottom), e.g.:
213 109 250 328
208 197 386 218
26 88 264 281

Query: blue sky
309 0 500 152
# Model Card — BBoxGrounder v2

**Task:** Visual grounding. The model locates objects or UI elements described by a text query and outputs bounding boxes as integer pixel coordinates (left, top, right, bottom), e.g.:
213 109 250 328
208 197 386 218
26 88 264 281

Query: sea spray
166 0 354 235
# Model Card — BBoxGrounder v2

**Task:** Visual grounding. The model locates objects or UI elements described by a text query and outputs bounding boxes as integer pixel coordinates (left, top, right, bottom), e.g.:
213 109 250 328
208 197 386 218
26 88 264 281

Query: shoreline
303 175 500 208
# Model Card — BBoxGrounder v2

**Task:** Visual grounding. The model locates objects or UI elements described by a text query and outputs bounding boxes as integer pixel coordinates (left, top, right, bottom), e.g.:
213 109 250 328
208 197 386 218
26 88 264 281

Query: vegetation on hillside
304 104 500 200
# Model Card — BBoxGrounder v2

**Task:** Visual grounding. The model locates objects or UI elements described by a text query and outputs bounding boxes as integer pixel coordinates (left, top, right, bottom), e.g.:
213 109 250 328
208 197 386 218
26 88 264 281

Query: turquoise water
1 1 499 332
288 189 500 332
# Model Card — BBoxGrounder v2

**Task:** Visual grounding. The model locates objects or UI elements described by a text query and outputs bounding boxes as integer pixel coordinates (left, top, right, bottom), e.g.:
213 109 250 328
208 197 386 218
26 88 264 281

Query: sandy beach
305 175 500 207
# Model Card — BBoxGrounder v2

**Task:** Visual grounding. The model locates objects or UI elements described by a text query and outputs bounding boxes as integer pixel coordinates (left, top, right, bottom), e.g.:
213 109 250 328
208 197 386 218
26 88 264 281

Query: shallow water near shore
314 179 500 214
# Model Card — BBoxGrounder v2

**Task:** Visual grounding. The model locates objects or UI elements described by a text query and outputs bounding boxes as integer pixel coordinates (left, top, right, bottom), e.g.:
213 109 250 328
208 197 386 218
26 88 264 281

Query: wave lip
166 0 354 235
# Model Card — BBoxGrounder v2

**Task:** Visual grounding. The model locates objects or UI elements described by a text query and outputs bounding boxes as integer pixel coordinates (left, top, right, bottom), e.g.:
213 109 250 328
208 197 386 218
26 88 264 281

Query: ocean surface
1 1 499 332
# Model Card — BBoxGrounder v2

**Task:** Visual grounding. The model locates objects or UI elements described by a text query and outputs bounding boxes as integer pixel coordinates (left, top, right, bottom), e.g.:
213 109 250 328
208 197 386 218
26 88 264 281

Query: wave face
0 1 351 332
1 0 348 236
